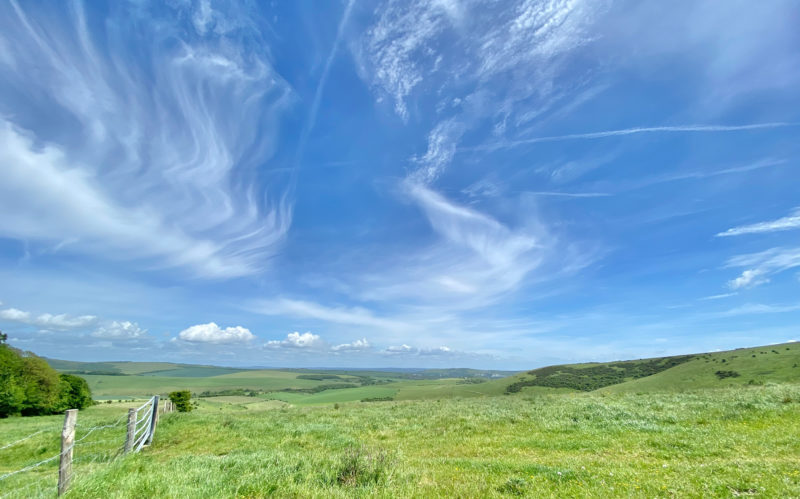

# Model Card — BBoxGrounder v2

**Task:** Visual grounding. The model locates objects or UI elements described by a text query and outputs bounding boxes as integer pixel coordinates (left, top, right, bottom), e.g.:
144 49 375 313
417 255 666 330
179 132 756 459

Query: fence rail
0 395 172 497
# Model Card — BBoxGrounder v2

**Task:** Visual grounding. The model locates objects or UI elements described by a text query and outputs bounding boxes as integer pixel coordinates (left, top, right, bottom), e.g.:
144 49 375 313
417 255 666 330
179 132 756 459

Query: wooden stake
58 409 77 496
146 396 159 445
124 408 136 454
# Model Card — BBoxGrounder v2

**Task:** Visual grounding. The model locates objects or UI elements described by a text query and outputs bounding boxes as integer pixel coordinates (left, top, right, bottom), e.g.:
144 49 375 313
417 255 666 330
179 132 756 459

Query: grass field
2 342 796 497
3 384 799 497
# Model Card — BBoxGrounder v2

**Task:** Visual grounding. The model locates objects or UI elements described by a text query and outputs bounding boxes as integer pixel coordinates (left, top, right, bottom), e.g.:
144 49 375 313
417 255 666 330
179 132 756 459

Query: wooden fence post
124 408 136 454
146 396 159 445
58 409 77 496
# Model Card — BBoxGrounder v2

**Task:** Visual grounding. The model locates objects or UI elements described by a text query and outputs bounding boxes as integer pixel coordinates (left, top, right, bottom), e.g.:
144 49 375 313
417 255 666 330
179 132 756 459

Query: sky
0 0 799 370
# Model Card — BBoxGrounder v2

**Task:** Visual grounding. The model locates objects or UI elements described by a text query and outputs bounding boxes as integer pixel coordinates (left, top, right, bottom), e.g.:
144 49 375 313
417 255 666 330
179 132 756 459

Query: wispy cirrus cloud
0 1 294 278
717 207 800 237
252 298 404 330
466 123 799 153
725 247 800 290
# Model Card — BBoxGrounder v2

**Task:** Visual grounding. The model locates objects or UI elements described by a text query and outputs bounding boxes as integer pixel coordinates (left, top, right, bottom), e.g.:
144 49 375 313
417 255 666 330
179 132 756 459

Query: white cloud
718 303 800 317
699 293 737 301
0 308 31 322
470 123 797 153
410 119 465 184
727 269 769 290
0 307 97 330
92 321 147 339
331 338 371 352
358 0 458 120
266 331 324 350
725 247 800 289
0 2 294 278
382 344 456 356
717 207 800 237
178 323 255 344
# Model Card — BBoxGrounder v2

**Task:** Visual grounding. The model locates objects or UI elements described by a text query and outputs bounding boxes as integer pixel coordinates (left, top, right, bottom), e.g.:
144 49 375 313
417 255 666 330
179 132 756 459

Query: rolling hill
42 342 800 405
503 341 800 395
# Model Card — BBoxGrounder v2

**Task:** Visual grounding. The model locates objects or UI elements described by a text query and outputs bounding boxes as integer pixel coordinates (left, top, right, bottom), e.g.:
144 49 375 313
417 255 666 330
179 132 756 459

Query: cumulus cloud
92 321 147 339
0 308 30 322
265 331 324 349
0 307 98 330
717 207 800 237
331 338 371 352
178 322 255 344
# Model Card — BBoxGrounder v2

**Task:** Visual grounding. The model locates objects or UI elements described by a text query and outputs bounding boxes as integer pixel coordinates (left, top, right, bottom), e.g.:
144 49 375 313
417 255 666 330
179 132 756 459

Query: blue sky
0 0 799 369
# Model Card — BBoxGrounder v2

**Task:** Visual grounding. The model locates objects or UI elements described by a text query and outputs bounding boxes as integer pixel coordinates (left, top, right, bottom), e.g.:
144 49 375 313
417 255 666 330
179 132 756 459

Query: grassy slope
604 341 800 393
3 385 798 498
500 342 800 395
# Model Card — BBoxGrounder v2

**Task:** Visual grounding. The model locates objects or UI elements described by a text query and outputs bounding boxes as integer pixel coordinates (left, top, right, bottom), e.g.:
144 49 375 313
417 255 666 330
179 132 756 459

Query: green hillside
43 342 800 404
604 342 800 393
503 342 800 395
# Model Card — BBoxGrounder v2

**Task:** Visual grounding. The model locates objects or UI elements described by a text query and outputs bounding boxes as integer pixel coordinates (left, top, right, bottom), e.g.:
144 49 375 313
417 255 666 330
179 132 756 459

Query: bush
56 374 93 411
0 336 93 417
715 370 741 379
169 390 193 412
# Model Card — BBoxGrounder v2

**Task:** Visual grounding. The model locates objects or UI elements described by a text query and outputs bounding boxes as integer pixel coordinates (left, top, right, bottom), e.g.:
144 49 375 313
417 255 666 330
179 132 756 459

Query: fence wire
0 429 53 452
0 396 164 497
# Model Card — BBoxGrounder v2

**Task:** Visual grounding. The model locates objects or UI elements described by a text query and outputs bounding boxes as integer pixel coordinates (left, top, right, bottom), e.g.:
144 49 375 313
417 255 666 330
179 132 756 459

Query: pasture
3 384 799 497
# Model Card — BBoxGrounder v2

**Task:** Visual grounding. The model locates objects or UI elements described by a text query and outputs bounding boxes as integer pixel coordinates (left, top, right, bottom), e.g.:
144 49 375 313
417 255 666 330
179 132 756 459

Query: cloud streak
466 123 799 152
717 208 800 237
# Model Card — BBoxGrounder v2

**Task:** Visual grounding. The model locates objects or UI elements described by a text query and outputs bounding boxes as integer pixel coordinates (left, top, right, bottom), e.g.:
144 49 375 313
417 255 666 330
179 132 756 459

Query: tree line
0 331 93 417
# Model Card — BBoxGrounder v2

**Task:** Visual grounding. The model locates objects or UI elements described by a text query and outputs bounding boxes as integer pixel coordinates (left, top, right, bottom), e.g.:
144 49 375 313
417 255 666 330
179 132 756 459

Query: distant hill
502 342 800 394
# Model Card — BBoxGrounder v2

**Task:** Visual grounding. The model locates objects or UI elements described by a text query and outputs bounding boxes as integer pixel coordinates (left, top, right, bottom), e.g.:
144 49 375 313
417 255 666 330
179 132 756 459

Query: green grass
502 341 800 396
602 342 800 393
6 341 800 497
3 384 799 497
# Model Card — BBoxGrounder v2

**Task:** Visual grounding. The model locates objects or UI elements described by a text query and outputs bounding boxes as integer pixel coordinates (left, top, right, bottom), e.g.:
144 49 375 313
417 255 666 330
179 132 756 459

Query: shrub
715 370 741 379
506 355 695 393
169 390 193 412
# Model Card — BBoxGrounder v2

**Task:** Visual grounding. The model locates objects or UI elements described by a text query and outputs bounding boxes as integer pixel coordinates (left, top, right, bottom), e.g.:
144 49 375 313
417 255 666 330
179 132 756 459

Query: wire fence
0 396 172 498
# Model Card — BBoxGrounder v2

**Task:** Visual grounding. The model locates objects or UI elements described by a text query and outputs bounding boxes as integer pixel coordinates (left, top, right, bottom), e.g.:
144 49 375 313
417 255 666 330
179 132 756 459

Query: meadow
2 343 799 497
3 385 800 497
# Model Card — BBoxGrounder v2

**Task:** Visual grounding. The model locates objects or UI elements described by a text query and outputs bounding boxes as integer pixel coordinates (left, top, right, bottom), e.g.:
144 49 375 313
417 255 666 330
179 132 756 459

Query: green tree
169 390 193 412
56 374 93 411
0 343 25 417
19 354 62 415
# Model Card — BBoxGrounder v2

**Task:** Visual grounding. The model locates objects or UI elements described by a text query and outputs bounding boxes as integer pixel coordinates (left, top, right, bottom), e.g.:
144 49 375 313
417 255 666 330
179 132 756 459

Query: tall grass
32 384 797 497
